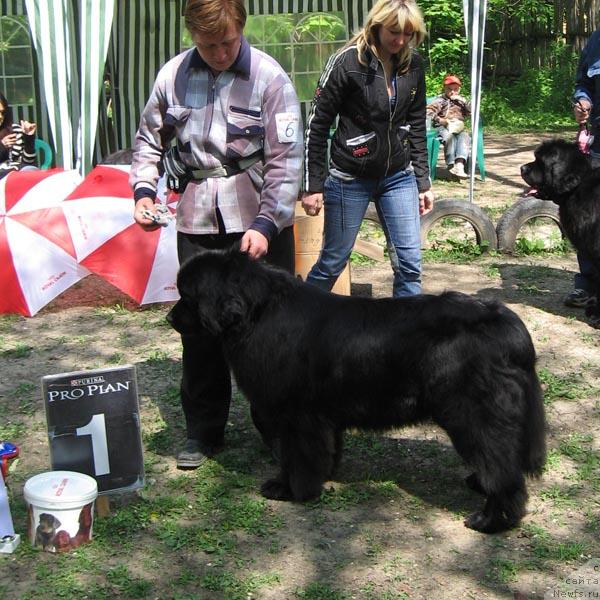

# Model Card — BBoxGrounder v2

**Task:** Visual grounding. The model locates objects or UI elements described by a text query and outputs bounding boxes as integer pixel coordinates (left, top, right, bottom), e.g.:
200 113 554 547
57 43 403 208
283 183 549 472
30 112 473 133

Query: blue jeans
306 168 422 297
437 127 470 167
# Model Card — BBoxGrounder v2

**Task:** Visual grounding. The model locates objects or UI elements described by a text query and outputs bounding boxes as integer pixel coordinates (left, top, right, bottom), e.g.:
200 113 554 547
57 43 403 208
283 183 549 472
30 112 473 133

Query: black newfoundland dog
521 139 600 326
168 249 546 533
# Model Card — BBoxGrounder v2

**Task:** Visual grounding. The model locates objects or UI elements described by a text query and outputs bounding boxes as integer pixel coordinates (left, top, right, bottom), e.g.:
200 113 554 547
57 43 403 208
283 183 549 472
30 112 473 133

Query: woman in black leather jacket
301 0 434 298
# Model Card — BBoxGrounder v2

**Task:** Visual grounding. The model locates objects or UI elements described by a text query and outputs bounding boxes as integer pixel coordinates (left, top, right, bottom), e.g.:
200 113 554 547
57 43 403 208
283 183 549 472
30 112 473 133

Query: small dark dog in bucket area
521 138 600 327
167 248 546 534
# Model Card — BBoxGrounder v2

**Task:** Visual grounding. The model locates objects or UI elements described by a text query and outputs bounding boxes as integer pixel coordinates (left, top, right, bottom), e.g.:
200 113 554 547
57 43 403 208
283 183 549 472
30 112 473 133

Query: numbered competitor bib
275 112 300 143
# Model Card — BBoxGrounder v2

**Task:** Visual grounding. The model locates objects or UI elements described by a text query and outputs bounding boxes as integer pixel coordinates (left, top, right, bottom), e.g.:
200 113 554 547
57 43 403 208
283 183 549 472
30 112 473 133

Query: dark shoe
176 439 221 469
563 288 597 308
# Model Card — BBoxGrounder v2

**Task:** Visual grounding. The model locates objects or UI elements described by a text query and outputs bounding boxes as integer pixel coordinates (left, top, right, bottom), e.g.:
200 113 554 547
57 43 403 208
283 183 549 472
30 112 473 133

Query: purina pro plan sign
42 365 144 494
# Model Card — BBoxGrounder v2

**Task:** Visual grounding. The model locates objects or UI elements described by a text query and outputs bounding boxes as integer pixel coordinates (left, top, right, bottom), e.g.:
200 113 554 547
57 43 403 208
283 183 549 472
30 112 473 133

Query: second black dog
168 249 546 533
521 138 600 326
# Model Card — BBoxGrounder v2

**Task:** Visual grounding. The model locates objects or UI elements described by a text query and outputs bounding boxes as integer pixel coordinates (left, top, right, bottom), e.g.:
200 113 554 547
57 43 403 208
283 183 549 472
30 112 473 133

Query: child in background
427 74 471 179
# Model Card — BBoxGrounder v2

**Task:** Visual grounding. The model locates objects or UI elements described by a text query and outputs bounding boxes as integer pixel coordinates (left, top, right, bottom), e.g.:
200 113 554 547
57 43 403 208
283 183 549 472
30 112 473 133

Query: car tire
496 197 563 252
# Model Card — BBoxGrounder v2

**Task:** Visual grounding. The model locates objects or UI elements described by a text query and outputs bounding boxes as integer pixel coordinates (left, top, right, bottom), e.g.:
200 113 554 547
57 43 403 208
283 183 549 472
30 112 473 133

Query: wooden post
95 495 110 518
293 203 351 295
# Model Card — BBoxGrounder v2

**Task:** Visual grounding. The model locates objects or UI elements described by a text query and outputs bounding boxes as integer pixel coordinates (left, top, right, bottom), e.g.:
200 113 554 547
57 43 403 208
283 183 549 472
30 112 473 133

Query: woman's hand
419 189 434 216
20 120 37 136
301 191 323 216
2 133 17 148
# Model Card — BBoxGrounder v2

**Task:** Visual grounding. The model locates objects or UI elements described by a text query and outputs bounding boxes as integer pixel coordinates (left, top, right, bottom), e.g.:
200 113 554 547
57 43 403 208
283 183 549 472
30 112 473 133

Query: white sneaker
450 163 468 178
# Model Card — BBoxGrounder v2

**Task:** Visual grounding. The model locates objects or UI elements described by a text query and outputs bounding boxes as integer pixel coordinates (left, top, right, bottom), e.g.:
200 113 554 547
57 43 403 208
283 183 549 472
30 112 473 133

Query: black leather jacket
304 45 430 192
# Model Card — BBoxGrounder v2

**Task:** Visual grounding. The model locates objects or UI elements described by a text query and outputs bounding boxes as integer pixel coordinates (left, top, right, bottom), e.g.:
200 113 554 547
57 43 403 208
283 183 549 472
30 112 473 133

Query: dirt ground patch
1 132 599 600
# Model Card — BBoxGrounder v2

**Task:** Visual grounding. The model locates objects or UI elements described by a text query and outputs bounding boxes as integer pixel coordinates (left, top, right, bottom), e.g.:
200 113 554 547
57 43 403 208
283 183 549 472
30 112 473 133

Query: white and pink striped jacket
130 38 302 240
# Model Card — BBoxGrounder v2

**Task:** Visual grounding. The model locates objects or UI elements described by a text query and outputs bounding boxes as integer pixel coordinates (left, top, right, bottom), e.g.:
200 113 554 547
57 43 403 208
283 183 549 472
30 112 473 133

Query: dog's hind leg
440 411 529 533
464 477 528 534
450 428 529 533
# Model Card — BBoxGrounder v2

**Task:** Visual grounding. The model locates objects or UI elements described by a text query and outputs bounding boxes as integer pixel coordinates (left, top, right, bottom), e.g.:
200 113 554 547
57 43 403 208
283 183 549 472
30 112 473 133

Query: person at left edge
0 91 38 179
129 0 303 469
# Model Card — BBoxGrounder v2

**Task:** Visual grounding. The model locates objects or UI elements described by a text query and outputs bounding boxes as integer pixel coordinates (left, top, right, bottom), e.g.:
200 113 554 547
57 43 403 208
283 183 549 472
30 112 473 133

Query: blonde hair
184 0 246 36
348 0 427 73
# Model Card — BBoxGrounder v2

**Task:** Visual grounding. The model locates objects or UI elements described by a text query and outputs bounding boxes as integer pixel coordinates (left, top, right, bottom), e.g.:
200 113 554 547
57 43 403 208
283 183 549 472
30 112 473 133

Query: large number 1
76 414 110 476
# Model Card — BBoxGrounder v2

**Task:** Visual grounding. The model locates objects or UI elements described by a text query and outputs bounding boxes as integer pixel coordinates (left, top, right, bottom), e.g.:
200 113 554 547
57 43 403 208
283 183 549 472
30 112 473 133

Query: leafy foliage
419 0 581 130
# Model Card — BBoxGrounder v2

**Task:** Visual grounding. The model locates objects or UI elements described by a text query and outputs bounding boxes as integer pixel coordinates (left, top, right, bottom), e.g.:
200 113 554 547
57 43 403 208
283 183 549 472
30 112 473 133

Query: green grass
146 348 171 363
315 480 398 511
1 342 32 358
0 313 20 333
423 238 490 263
0 420 26 439
558 433 600 487
538 368 591 405
522 525 588 562
486 557 519 584
200 570 281 600
106 565 153 598
513 234 570 256
295 582 349 599
539 484 581 508
483 263 501 278
350 250 378 266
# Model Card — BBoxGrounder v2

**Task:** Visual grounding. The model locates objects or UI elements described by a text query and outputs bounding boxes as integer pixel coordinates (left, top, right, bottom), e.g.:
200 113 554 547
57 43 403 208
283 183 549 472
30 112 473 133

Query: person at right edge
301 0 434 298
568 26 600 309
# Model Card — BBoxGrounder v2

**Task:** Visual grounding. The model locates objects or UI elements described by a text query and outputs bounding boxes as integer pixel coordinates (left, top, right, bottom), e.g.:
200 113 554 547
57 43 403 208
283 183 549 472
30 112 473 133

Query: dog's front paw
261 478 293 501
464 510 513 534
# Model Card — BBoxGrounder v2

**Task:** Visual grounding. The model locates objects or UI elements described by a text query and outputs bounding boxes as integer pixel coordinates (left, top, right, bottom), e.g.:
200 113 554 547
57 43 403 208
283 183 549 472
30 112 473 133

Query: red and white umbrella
64 165 179 305
0 169 90 316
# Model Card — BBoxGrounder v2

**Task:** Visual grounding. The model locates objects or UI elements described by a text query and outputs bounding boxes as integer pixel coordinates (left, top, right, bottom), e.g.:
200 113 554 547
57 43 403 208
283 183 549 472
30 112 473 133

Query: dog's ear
552 170 581 195
542 140 589 196
220 293 248 329
218 254 271 330
166 300 202 334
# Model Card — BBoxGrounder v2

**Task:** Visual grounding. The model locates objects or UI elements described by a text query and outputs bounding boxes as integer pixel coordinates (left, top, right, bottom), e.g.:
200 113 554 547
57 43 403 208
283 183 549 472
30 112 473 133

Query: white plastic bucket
23 471 98 553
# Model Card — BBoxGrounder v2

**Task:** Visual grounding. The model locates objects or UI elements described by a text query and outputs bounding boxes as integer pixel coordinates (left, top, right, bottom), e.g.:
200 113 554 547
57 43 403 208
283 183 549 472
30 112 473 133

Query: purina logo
70 376 105 386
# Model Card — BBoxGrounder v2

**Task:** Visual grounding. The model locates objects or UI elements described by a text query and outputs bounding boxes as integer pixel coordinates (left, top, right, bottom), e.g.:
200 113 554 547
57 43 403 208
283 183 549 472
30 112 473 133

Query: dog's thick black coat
168 249 546 533
521 139 600 324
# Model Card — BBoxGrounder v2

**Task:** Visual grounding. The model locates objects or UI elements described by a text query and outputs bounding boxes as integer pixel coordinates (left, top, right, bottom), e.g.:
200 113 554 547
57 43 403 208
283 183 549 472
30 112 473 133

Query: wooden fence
485 0 599 78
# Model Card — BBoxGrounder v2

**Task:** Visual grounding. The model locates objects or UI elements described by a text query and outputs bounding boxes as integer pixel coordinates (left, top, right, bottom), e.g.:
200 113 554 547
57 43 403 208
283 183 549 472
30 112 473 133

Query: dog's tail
480 298 547 477
522 368 547 477
501 308 547 477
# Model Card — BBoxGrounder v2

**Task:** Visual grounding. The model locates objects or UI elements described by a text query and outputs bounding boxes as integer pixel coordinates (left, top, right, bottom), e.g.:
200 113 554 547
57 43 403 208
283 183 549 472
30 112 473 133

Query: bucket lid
24 471 98 509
